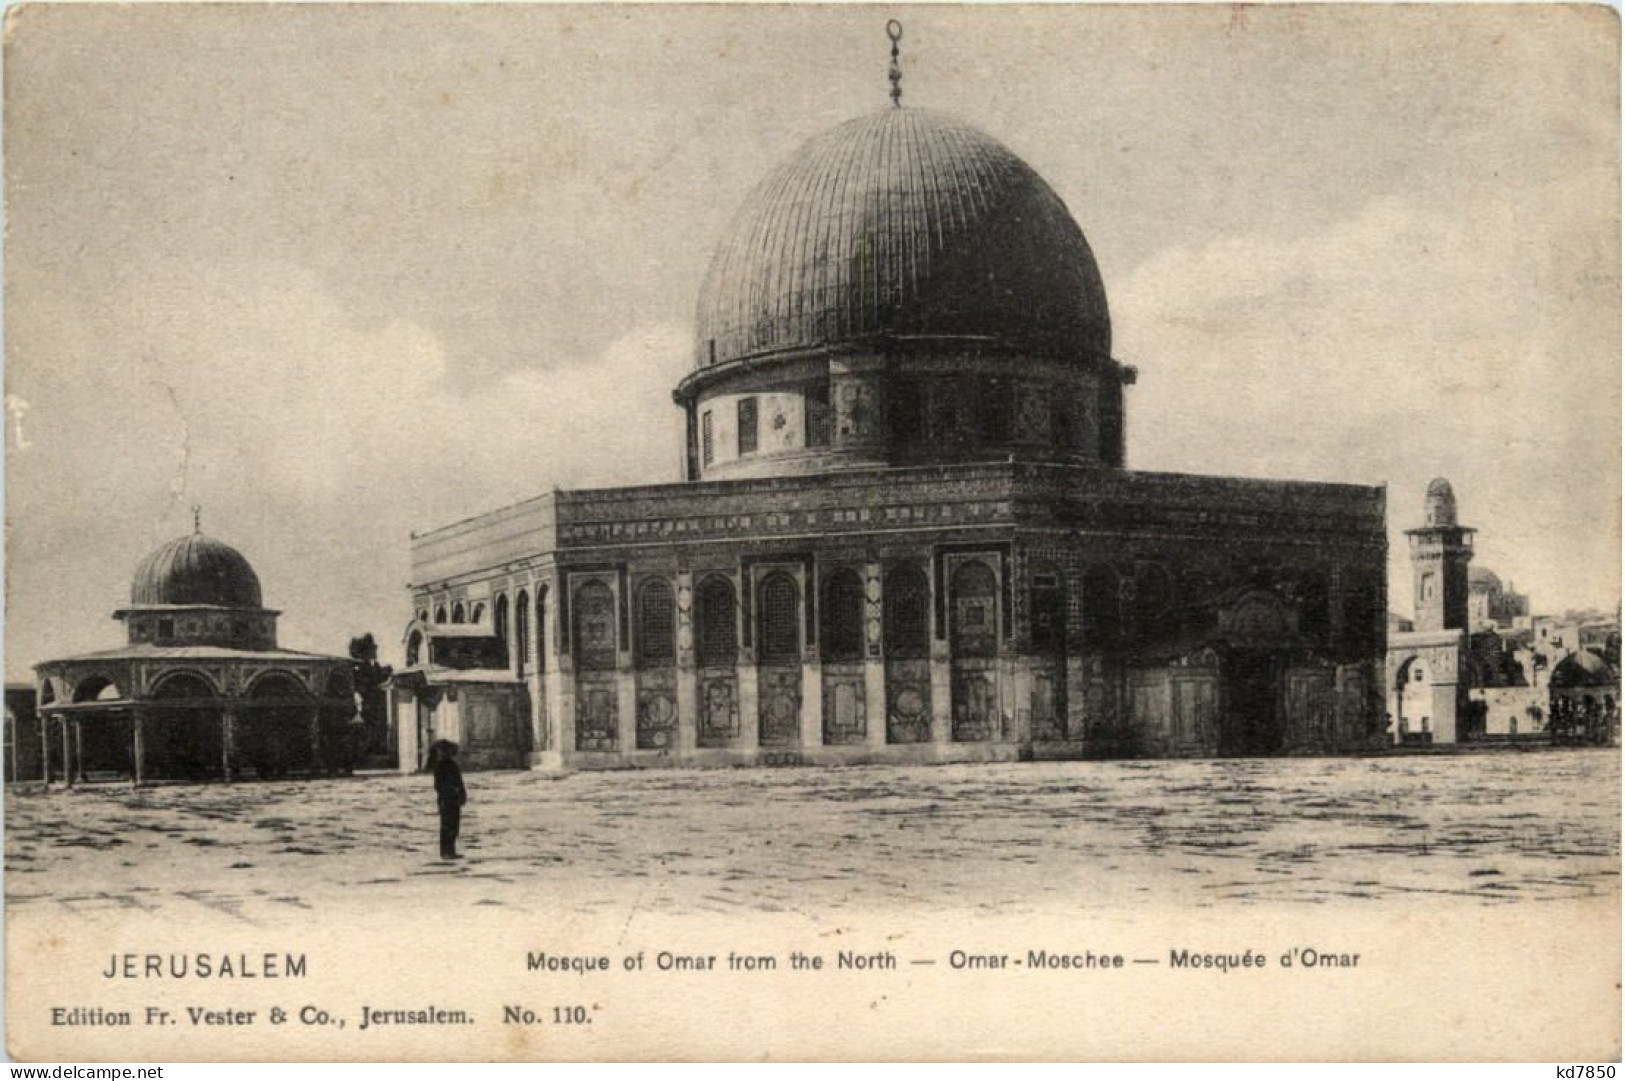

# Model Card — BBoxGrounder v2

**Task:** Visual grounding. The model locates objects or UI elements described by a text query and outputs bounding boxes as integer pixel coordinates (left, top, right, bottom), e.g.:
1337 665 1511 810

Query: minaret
1407 478 1475 632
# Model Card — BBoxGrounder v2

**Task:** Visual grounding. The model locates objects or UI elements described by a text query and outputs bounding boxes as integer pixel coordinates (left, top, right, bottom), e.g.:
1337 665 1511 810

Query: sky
5 4 1619 680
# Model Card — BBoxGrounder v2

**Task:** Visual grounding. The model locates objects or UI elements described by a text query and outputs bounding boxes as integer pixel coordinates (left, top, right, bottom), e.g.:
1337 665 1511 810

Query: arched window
451 602 466 625
1080 565 1120 649
417 610 428 625
406 631 423 668
434 606 447 625
950 560 998 656
572 580 616 670
515 590 530 679
884 564 930 658
1135 564 1173 640
637 579 676 665
757 572 800 664
977 378 1013 443
494 594 509 650
1030 561 1066 654
471 602 486 625
1297 572 1330 639
820 568 865 662
696 576 738 667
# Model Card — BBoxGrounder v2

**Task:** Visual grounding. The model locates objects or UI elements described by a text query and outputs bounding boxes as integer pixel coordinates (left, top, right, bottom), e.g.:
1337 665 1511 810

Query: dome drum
681 345 1127 481
119 532 279 651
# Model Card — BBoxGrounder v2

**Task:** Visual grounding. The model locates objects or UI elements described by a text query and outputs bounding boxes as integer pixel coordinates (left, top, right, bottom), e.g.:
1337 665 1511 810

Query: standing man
429 740 468 860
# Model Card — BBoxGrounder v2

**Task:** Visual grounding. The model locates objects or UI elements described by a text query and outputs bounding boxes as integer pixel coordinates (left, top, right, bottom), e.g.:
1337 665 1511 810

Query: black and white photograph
3 3 1619 1063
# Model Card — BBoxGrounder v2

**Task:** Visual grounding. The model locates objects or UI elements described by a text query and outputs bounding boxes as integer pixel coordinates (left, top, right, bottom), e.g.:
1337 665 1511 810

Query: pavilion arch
242 671 318 777
434 605 448 624
451 602 467 624
150 669 221 699
406 629 424 668
73 673 123 703
146 671 224 780
471 602 487 626
39 680 57 707
247 670 312 701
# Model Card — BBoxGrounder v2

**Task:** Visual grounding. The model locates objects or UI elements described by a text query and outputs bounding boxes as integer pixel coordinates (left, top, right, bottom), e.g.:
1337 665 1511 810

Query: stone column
929 640 953 746
72 719 85 782
61 719 74 788
738 661 759 750
39 712 51 785
221 707 238 782
131 710 146 786
675 571 698 756
799 650 822 752
864 562 887 751
616 661 637 757
308 706 324 773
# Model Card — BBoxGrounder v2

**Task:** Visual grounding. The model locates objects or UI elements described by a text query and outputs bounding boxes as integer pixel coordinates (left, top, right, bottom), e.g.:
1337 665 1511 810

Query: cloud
6 260 691 674
1113 187 1620 617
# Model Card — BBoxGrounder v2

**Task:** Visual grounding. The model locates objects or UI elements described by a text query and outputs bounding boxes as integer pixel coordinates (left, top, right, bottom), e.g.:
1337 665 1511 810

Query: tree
349 634 395 761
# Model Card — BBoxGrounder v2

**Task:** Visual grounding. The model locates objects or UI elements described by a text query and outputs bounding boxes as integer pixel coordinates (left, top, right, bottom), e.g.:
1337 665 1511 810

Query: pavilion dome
1469 566 1503 592
693 107 1111 370
131 532 264 608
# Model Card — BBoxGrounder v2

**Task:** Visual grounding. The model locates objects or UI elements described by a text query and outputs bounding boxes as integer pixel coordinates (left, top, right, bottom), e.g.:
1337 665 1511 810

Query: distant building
1387 479 1618 745
32 528 354 784
1468 567 1530 631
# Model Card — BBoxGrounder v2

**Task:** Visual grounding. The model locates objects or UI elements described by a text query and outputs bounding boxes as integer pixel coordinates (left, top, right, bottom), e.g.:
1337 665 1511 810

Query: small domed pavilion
34 522 354 784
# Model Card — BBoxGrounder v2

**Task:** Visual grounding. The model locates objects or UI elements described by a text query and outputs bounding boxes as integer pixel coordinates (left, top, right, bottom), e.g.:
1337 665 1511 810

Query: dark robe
433 755 467 857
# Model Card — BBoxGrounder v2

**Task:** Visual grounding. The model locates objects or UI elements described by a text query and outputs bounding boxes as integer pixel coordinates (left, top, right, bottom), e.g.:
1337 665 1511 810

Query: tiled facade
393 463 1388 771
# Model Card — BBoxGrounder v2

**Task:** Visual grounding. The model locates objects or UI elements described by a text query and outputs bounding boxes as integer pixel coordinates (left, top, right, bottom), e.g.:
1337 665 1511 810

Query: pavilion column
221 707 238 782
131 709 146 786
39 712 51 785
72 719 86 782
61 718 74 789
308 706 323 773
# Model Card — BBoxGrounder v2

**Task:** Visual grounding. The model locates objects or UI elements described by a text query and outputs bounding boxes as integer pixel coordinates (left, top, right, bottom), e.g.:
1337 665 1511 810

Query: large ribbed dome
131 533 263 608
694 108 1111 369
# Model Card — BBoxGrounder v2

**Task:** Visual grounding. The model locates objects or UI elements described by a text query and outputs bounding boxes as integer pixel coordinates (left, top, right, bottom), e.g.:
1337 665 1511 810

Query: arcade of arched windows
408 555 1365 679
